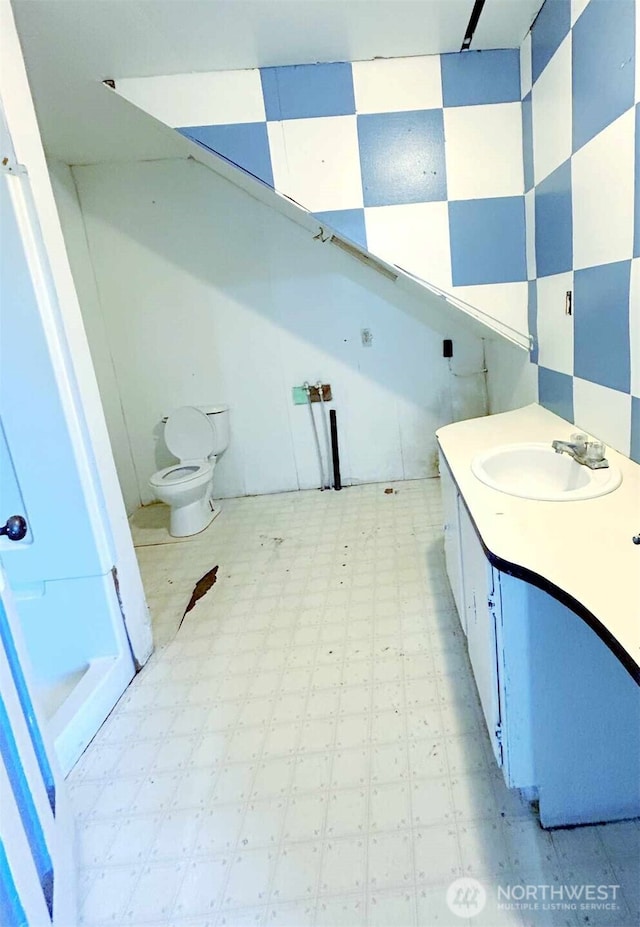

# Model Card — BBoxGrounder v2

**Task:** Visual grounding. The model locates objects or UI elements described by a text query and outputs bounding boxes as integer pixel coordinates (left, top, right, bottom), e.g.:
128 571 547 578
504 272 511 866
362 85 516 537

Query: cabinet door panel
438 453 465 631
458 503 502 766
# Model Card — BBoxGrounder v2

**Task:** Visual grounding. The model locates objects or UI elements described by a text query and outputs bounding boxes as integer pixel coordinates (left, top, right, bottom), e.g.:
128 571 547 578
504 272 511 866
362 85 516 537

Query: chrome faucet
552 433 609 469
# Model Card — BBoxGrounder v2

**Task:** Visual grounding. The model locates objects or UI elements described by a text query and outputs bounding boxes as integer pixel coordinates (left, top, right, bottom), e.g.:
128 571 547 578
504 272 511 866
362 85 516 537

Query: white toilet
149 405 230 537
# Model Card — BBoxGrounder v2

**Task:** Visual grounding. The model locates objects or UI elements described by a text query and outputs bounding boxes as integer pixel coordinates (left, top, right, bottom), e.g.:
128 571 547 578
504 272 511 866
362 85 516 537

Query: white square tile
451 282 529 339
368 889 417 927
520 32 532 98
444 103 524 200
458 820 511 877
320 837 367 894
450 772 500 822
414 826 461 885
270 842 323 902
149 811 200 861
117 69 266 128
632 259 640 398
314 894 366 926
238 799 286 850
411 777 456 828
107 815 158 864
573 377 632 456
572 108 635 269
123 861 185 923
368 831 414 889
525 187 536 280
326 788 368 838
223 848 277 909
174 857 230 918
291 752 333 793
364 201 452 291
282 792 326 842
532 33 572 184
80 866 141 924
352 56 442 114
536 271 574 375
369 782 411 831
330 748 370 790
268 116 363 212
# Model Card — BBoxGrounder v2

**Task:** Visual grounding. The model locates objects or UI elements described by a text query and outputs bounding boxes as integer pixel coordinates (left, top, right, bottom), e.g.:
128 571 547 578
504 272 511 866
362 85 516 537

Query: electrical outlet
361 328 373 347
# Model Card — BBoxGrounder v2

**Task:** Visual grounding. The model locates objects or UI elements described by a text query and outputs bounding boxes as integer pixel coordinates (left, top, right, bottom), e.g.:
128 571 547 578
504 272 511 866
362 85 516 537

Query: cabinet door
438 452 465 631
458 502 502 766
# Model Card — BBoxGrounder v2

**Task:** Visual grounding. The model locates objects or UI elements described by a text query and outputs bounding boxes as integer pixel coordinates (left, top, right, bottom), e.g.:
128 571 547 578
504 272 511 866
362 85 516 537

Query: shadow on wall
69 155 496 497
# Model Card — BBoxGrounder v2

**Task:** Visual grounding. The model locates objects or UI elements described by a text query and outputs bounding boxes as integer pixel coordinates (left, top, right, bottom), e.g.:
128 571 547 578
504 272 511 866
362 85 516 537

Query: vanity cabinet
438 449 640 827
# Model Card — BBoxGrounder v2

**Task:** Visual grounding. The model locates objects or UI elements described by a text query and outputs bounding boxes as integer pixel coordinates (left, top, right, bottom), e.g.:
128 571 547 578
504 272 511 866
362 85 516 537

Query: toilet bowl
149 405 230 537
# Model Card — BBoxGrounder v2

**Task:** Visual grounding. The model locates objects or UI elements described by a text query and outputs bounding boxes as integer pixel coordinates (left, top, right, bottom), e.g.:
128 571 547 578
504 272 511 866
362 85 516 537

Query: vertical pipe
329 409 342 491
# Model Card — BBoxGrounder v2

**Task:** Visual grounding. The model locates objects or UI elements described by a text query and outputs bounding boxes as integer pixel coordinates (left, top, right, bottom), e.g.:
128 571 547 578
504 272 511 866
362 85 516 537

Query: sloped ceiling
11 0 543 164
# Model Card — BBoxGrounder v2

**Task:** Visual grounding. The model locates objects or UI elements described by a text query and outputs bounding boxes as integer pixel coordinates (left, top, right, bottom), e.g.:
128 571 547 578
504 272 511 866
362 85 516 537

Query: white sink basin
471 442 622 501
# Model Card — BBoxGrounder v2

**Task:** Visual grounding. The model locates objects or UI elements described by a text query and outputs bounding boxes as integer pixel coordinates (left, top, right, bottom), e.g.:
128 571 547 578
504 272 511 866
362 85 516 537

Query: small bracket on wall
565 291 572 316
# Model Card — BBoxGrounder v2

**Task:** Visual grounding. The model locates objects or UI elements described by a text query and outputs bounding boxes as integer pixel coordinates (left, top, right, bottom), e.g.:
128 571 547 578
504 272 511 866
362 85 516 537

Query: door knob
0 515 27 541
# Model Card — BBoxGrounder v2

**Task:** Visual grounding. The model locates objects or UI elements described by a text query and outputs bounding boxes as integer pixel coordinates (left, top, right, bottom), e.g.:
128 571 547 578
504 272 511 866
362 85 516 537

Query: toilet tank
198 405 230 457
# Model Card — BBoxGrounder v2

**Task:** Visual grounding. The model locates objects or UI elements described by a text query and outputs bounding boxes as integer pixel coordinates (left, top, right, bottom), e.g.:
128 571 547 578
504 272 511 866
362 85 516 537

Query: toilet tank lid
162 404 228 423
197 404 229 415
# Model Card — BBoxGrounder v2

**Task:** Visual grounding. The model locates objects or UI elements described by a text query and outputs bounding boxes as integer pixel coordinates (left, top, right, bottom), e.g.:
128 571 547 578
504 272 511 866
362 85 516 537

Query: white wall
47 160 141 514
68 157 487 504
485 338 537 414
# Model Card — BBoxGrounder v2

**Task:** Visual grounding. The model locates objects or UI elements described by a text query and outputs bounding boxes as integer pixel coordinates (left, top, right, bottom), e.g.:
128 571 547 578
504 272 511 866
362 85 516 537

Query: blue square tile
261 63 355 121
572 0 635 152
574 260 631 393
522 91 534 193
448 197 527 286
314 209 367 250
634 105 640 258
538 366 574 421
528 280 539 364
440 49 520 107
534 159 572 277
531 0 571 84
631 396 640 463
178 123 273 187
358 110 447 207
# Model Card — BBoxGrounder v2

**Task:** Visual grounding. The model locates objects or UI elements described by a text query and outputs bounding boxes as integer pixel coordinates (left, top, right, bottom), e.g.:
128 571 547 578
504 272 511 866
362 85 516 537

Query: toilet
149 405 230 537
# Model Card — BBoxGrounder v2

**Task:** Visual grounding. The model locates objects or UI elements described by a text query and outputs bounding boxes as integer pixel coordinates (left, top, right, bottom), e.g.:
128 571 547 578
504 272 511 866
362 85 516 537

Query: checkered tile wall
116 50 529 340
115 0 640 462
524 0 640 461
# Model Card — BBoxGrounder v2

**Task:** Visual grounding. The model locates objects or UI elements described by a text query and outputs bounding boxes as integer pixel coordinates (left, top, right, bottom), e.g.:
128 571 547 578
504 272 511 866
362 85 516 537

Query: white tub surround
437 403 640 828
437 402 640 676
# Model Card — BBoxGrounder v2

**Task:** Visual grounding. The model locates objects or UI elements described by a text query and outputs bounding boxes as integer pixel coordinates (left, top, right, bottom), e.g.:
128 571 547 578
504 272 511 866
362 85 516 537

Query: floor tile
73 482 639 923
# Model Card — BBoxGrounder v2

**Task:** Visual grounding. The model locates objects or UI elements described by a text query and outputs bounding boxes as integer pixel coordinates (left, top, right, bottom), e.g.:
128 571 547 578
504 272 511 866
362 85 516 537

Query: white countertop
436 404 640 676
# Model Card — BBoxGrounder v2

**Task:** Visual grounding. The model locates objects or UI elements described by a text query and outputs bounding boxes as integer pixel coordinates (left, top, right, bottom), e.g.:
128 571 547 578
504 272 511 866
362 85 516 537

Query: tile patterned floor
71 480 640 927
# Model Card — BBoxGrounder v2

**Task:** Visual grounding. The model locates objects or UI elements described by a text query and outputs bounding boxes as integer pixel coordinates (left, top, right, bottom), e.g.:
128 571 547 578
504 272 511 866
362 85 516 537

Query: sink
471 442 622 501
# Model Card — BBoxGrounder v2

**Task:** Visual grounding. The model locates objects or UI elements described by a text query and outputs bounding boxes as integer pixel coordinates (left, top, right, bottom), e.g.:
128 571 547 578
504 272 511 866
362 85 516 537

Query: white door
0 564 76 926
0 115 134 772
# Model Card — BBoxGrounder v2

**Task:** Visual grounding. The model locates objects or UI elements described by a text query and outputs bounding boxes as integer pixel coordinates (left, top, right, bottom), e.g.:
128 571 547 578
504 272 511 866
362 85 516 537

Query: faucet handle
585 440 605 462
570 432 587 448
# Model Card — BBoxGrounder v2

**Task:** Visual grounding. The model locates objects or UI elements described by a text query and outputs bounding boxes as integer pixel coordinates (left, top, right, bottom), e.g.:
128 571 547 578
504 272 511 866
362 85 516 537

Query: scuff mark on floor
178 565 218 630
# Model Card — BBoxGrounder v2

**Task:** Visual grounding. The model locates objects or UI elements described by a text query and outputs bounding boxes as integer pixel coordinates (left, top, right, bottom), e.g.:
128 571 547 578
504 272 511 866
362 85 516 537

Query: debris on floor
179 564 218 628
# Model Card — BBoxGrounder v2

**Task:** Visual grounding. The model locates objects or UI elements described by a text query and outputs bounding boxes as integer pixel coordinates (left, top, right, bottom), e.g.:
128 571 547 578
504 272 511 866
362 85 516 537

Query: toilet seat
149 460 213 488
164 406 216 460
